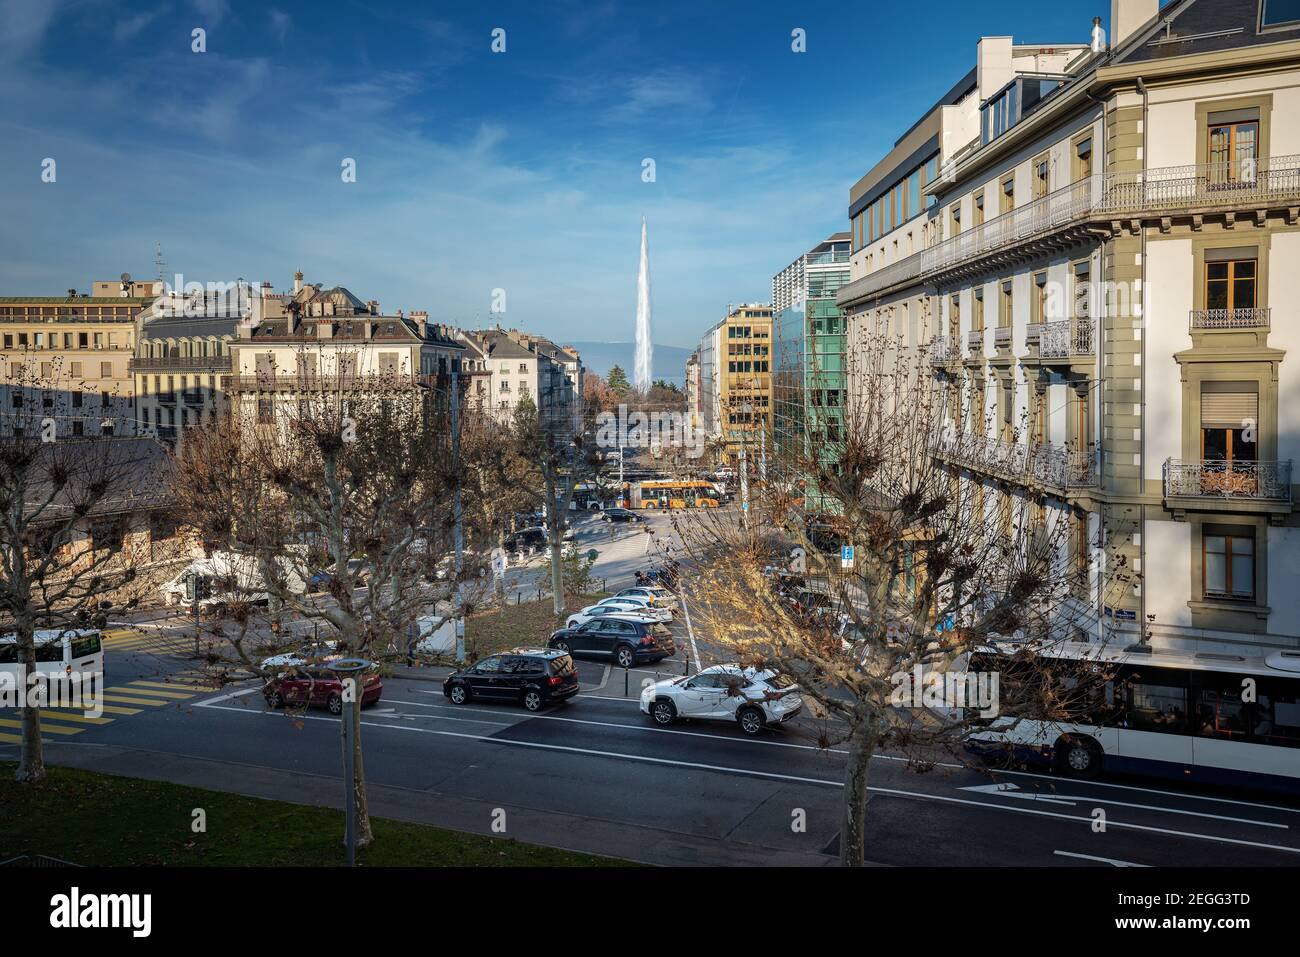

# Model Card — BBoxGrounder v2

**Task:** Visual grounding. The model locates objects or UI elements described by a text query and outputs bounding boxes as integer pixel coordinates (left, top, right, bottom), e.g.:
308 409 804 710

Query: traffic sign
840 544 855 569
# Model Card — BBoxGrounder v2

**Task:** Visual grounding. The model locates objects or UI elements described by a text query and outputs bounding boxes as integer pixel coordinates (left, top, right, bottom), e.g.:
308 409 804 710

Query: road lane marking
194 687 263 707
98 694 170 706
107 685 194 699
0 718 81 735
192 700 1300 858
130 680 220 693
1054 850 1148 867
960 782 1285 829
36 710 113 725
391 698 844 755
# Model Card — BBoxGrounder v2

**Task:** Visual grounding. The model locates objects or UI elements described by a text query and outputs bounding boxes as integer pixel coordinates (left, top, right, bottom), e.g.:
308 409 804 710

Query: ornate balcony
1163 458 1293 522
1188 307 1269 331
929 335 957 366
222 373 426 392
130 355 232 372
965 329 984 354
930 430 1097 492
1024 319 1096 367
1101 155 1300 216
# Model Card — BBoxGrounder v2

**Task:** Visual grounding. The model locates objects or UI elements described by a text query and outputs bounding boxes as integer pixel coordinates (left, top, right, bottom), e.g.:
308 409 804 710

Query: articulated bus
966 641 1300 793
632 480 722 509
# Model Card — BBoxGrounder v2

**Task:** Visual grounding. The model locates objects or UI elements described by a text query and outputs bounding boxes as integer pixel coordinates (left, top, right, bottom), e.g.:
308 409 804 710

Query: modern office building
773 234 852 494
838 0 1300 658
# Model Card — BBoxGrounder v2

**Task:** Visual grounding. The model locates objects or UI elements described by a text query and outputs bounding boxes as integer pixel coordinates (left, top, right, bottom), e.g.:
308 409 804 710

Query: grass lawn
464 590 610 659
0 764 629 867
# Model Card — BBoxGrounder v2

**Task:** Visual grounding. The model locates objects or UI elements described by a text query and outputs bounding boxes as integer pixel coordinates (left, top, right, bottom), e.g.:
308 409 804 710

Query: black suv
601 507 641 524
443 647 578 711
504 527 547 554
549 615 675 668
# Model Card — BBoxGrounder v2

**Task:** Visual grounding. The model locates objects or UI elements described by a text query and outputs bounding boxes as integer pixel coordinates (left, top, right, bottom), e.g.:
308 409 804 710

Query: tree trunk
840 719 877 867
16 626 45 783
550 539 564 617
350 695 373 848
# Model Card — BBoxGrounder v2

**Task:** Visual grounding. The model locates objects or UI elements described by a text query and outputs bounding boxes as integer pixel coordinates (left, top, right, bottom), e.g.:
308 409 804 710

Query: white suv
641 665 802 735
566 597 669 629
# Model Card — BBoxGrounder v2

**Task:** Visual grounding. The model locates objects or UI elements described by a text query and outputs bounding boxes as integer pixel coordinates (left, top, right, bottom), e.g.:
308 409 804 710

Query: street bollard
624 665 630 697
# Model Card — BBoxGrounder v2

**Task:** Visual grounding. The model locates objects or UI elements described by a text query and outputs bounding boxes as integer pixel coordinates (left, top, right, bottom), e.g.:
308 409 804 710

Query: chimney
411 310 428 336
976 37 1014 104
293 270 304 295
260 281 273 300
367 299 379 315
1111 0 1158 50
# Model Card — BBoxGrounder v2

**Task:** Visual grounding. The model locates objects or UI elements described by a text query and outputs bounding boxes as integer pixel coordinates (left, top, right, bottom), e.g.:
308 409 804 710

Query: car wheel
266 690 284 709
327 693 343 716
737 706 765 735
615 645 635 669
650 698 676 726
553 639 571 654
522 690 543 711
566 619 579 630
449 684 469 705
1057 735 1102 779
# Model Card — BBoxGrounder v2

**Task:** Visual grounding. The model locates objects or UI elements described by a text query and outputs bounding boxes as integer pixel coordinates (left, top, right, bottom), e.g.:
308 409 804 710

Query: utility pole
739 443 749 529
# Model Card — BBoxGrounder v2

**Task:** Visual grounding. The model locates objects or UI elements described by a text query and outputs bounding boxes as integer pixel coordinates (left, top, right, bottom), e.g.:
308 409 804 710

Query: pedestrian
643 525 654 555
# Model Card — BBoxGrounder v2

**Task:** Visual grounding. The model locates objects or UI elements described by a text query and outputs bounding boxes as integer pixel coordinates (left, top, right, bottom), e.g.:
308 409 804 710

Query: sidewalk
40 742 841 868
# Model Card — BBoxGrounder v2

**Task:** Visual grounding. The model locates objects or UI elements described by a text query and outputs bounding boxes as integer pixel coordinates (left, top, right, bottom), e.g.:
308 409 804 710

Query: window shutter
1200 387 1258 429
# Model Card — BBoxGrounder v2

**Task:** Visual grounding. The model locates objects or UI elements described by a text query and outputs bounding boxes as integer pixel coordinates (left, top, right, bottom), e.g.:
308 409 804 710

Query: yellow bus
635 480 721 509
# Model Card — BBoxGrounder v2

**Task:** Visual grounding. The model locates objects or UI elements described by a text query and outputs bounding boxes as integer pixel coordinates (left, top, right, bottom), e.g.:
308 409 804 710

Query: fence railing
1037 319 1095 358
1163 458 1292 502
1189 307 1270 331
928 336 956 364
840 155 1300 304
129 356 232 372
930 430 1097 489
222 373 425 392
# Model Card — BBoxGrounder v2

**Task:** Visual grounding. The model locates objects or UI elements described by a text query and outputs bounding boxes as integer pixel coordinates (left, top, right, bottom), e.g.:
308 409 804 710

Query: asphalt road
12 632 1300 867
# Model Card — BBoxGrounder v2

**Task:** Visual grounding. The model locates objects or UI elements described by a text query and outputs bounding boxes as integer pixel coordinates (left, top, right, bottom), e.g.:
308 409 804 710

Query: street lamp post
328 657 372 867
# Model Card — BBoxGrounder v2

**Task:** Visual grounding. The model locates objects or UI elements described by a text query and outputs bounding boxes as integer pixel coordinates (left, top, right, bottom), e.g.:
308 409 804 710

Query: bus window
34 640 64 664
1255 680 1300 747
1122 670 1188 733
0 643 16 664
71 633 102 659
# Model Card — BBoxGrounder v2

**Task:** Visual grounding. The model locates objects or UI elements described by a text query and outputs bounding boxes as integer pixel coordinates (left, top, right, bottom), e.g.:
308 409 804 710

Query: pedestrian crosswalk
101 626 198 657
0 678 220 745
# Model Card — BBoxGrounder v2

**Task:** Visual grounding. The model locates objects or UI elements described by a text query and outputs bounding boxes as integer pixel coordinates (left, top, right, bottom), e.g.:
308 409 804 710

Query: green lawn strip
464 591 610 659
0 764 631 867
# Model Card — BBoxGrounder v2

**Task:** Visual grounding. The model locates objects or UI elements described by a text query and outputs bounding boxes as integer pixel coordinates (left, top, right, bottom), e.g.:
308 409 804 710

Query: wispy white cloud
113 6 167 43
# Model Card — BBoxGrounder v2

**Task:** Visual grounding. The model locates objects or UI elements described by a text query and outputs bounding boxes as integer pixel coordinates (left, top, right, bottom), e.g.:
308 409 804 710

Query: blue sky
1 0 1103 349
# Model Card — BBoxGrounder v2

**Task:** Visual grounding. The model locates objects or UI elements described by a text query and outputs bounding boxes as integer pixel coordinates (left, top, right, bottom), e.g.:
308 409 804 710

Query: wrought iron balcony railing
840 156 1300 305
930 430 1097 490
222 373 425 392
1163 458 1292 503
929 335 957 364
1189 307 1270 331
966 329 984 352
130 355 233 372
1037 319 1095 358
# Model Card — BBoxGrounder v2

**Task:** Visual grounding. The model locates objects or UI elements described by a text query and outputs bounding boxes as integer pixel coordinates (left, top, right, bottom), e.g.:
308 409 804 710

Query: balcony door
1200 383 1258 495
1206 109 1258 185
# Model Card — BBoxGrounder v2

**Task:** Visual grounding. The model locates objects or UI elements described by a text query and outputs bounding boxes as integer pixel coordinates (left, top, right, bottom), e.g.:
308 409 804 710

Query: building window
999 281 1013 328
1033 154 1050 199
1205 258 1257 311
973 289 985 332
1203 528 1255 602
949 203 961 236
1074 136 1093 181
1200 382 1258 463
1000 175 1015 214
1032 273 1048 324
1261 0 1300 29
1207 109 1258 182
973 191 985 227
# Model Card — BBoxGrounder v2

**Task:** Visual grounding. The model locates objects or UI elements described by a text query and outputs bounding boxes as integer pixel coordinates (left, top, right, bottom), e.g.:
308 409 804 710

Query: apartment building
839 0 1300 659
458 327 583 435
133 282 251 444
0 277 162 438
224 276 464 429
773 234 852 489
715 304 774 466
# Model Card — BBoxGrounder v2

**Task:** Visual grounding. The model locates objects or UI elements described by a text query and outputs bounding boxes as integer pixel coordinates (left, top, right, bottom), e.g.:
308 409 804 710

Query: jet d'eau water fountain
634 215 652 392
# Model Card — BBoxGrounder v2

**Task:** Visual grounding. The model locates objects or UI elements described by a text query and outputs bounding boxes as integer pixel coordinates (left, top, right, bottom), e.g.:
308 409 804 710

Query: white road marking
193 700 1300 858
678 593 702 672
960 782 1285 828
194 687 261 706
1054 850 1148 867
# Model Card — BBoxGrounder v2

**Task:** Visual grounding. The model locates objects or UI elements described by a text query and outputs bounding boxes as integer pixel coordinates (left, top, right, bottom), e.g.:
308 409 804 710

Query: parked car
264 663 382 714
443 647 579 711
566 597 669 630
616 585 679 611
505 527 547 554
640 665 802 735
601 507 641 524
549 614 676 668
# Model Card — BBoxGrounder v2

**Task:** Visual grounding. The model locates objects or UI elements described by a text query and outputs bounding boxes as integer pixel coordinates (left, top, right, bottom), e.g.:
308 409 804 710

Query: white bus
0 629 105 695
965 641 1300 794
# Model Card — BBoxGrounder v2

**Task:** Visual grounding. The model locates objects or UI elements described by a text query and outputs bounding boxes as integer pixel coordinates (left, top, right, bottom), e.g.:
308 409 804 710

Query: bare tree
172 372 485 846
0 364 164 782
675 333 1135 866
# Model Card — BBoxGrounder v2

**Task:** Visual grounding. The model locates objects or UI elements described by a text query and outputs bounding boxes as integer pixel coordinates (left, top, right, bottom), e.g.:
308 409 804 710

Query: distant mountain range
565 341 692 386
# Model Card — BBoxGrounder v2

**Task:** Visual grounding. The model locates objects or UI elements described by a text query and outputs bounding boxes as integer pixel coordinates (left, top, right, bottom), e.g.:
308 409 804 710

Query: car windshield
763 673 797 690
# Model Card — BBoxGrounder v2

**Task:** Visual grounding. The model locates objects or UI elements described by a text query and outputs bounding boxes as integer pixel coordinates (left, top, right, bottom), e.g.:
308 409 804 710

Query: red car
264 665 382 715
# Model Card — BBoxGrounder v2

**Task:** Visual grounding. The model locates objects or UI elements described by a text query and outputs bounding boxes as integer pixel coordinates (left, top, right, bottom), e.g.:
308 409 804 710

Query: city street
13 608 1300 868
